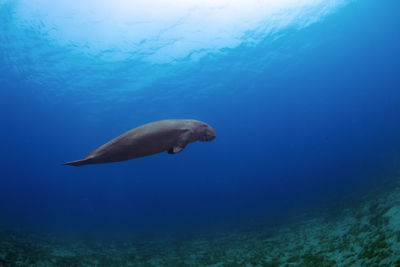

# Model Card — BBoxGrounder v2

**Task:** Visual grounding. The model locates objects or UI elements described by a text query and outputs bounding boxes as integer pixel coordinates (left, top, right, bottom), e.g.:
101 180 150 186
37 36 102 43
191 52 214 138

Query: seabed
1 179 400 266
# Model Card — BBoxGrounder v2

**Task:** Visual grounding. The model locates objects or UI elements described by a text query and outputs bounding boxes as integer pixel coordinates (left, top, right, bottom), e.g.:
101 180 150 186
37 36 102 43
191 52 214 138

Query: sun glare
13 0 347 62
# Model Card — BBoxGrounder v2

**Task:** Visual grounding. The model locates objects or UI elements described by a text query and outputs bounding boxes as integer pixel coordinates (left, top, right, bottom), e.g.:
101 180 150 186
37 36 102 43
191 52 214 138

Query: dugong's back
90 120 187 163
63 119 214 166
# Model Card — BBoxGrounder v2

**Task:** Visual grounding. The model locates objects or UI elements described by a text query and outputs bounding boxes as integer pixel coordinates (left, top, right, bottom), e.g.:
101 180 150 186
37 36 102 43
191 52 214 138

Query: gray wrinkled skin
63 119 216 166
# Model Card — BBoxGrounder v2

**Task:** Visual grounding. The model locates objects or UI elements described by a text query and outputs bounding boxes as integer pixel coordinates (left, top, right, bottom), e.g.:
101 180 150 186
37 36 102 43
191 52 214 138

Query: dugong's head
194 121 216 142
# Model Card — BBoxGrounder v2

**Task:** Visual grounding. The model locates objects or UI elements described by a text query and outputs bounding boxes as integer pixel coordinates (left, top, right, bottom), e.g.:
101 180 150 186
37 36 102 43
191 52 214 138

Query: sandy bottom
1 180 400 266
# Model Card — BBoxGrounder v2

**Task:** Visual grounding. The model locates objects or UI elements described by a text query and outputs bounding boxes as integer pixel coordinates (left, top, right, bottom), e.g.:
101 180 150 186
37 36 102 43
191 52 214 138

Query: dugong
63 119 216 166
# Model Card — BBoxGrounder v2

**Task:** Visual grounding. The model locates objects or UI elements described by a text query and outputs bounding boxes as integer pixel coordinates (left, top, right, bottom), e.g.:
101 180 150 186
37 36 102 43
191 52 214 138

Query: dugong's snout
199 125 216 142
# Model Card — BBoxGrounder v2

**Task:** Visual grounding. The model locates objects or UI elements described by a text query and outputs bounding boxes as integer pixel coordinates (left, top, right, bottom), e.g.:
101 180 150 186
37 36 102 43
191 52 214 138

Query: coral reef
1 180 400 266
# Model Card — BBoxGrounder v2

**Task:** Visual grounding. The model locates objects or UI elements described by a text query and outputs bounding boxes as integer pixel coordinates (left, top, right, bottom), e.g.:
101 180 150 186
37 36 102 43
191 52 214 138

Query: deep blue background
0 0 400 238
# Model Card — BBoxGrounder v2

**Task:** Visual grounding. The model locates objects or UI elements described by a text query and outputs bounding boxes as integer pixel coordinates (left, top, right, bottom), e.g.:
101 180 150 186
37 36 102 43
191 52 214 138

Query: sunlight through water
13 0 347 62
0 0 348 99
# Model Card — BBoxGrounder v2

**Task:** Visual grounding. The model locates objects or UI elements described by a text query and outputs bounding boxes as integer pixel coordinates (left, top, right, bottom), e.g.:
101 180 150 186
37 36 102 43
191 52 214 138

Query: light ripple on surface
0 0 348 101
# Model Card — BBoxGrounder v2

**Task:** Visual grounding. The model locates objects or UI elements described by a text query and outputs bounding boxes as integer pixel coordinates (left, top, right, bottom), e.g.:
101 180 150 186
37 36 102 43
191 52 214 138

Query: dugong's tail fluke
63 158 91 166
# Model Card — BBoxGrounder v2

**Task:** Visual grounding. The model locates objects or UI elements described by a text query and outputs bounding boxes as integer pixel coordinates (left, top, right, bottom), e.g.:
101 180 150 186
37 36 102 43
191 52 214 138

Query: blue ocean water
1 0 400 263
